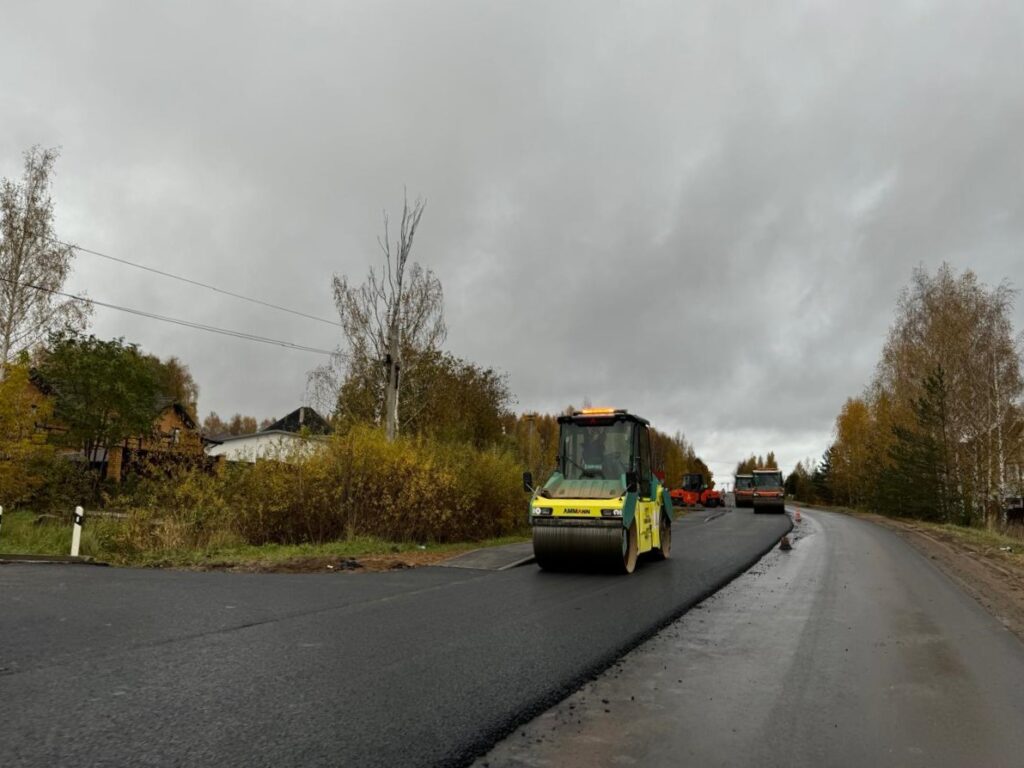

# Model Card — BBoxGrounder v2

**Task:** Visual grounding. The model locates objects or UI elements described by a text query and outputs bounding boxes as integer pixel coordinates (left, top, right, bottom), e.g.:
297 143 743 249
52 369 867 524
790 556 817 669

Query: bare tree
320 192 446 439
0 146 90 364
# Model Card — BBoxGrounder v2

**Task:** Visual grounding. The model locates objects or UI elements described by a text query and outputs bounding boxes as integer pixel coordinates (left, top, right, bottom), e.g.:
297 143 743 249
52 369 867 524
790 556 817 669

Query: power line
53 239 342 328
0 276 338 356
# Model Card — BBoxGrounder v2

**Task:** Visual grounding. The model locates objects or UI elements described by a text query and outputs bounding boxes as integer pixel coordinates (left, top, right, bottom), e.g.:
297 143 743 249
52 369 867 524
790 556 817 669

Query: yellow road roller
522 408 673 574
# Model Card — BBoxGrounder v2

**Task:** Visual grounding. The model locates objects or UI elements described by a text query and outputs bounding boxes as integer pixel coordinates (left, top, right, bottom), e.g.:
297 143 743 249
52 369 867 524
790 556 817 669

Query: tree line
735 452 778 475
788 265 1024 528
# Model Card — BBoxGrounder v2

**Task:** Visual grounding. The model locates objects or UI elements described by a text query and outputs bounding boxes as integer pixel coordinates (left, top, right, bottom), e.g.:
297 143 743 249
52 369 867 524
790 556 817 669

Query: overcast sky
3 0 1022 481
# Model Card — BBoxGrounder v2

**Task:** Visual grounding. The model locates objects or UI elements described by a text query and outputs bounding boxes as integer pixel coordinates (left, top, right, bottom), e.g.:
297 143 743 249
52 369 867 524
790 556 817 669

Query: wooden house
26 375 219 481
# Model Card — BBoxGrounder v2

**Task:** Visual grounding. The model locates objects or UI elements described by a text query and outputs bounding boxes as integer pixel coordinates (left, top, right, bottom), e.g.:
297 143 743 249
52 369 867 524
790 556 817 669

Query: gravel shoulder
846 510 1024 644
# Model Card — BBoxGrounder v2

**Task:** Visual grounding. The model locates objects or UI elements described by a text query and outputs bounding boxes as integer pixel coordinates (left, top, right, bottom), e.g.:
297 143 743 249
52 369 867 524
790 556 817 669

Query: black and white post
0 505 4 541
71 506 85 557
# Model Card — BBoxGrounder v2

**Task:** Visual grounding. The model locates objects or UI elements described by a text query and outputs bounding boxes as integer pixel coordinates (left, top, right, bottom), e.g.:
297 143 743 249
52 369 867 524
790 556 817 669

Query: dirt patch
856 512 1024 644
197 549 455 574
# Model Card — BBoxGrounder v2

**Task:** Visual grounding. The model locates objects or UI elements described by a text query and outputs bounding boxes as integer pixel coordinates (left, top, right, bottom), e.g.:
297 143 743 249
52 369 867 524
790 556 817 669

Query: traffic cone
794 508 802 523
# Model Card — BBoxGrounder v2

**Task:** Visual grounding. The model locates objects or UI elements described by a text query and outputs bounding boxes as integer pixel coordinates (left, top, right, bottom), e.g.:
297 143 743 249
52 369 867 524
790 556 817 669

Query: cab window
637 425 653 497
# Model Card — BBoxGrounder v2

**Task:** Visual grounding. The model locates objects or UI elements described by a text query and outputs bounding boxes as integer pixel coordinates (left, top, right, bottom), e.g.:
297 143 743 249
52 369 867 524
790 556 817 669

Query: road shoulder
804 506 1024 645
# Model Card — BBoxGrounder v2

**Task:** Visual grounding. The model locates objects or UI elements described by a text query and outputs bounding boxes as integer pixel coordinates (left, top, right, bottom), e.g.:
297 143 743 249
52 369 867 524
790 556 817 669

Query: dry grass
0 510 528 570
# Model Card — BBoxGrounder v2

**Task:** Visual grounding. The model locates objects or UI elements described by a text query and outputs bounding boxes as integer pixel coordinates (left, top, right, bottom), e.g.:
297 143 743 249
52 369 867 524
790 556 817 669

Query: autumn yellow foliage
107 425 527 551
0 361 55 505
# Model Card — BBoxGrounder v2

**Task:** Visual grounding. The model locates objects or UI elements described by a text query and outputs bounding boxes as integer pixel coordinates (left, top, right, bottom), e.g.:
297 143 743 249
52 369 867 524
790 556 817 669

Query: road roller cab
523 408 673 574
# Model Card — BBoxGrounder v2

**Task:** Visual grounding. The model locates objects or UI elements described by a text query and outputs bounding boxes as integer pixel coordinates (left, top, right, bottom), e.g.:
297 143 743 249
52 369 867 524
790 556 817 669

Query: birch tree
0 147 89 364
869 264 1023 524
319 192 445 439
830 397 873 507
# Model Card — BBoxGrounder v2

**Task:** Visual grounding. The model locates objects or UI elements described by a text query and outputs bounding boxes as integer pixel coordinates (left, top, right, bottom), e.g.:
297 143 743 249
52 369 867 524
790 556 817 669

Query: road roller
734 474 754 507
751 469 786 513
522 408 673 574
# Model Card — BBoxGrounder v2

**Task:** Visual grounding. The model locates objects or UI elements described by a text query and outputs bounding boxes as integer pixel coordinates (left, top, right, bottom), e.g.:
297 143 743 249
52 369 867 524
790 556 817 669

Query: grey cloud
2 0 1022 480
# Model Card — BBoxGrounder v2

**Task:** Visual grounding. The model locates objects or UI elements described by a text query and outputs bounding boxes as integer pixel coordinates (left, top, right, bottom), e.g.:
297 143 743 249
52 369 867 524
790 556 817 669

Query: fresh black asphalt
476 509 1024 767
0 509 790 767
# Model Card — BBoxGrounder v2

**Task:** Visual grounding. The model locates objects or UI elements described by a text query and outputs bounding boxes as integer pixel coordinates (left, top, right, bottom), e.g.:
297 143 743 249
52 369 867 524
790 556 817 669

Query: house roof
155 398 197 429
28 369 55 395
209 429 326 444
261 406 331 435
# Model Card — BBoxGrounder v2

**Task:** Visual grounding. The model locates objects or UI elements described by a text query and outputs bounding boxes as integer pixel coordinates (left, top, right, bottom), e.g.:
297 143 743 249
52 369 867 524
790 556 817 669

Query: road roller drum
532 520 638 573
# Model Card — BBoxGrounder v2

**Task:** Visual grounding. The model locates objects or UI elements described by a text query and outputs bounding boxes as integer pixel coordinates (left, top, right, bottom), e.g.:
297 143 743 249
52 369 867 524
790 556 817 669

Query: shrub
104 462 239 555
229 426 527 544
98 426 527 549
25 457 95 516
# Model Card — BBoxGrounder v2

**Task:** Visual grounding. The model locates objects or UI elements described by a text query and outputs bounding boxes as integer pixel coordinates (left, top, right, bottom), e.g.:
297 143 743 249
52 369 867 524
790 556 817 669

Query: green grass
909 520 1023 561
0 510 120 558
0 510 528 568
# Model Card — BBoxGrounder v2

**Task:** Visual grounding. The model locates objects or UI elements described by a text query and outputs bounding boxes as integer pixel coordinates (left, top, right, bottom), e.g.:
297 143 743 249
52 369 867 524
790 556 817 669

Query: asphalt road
0 508 789 768
475 509 1024 768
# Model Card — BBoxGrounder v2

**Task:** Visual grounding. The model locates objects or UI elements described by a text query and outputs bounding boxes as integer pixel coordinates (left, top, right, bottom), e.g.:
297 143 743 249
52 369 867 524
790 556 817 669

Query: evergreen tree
813 446 834 503
885 367 961 523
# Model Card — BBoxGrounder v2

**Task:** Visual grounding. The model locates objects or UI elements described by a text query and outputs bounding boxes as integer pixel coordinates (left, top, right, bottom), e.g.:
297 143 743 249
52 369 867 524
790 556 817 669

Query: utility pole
525 413 537 476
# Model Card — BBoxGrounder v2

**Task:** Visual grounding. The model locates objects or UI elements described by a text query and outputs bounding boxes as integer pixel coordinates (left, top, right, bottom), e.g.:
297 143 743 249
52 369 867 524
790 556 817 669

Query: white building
205 407 331 463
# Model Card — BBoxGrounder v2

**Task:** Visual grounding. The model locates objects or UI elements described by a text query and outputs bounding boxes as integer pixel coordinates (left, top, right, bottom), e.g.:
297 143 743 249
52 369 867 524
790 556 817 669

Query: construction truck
523 408 673 574
671 473 722 507
734 474 754 507
751 469 785 513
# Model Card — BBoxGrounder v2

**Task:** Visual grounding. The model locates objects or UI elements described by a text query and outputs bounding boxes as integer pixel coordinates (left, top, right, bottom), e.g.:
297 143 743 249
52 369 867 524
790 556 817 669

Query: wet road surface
0 508 788 767
474 509 1024 768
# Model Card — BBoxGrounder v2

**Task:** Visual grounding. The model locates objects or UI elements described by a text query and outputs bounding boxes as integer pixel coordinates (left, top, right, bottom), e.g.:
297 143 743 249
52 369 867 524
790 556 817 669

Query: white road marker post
0 505 4 542
70 506 85 557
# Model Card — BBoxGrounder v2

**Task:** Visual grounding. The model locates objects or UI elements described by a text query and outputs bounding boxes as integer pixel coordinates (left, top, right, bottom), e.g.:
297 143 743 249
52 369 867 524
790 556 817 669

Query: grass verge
0 510 528 571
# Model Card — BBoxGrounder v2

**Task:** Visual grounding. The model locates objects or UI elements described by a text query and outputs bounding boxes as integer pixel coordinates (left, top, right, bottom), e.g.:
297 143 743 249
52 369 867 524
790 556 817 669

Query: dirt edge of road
194 549 457 573
813 508 1024 645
